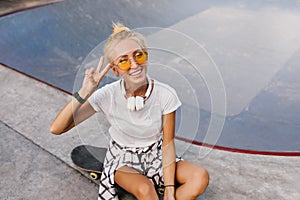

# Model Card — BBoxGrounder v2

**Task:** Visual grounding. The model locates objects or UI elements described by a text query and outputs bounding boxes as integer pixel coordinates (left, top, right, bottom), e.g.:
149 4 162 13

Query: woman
50 23 209 200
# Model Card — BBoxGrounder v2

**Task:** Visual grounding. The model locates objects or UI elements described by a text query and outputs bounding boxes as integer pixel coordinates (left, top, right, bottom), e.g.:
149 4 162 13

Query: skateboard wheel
90 172 99 180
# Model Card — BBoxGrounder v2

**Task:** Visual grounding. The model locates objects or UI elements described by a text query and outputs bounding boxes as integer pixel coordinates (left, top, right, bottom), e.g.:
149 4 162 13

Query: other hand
164 187 175 200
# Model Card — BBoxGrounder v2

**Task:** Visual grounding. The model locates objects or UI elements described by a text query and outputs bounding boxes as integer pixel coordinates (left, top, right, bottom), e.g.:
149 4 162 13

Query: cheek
114 67 128 77
119 71 127 76
142 64 148 72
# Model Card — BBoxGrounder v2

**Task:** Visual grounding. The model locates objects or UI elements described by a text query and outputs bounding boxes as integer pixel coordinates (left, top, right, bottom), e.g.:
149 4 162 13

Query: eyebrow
115 49 143 61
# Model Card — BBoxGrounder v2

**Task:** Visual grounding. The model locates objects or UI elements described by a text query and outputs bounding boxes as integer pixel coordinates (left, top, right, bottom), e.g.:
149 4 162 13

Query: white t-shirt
88 79 181 147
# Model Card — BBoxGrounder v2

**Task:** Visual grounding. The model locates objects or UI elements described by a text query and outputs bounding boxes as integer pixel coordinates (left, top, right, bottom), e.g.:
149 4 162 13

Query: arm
50 93 96 134
50 57 111 135
162 111 176 200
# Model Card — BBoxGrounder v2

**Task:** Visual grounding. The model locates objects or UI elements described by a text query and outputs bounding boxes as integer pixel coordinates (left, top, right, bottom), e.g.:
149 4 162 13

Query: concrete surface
1 64 300 200
0 121 98 200
1 1 300 199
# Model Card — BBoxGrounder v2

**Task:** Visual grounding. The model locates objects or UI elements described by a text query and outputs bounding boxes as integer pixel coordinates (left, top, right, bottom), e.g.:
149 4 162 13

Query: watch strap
73 92 86 104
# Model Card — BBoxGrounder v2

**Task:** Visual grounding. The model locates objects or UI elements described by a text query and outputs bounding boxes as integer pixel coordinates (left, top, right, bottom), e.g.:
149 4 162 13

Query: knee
191 167 209 195
135 182 156 199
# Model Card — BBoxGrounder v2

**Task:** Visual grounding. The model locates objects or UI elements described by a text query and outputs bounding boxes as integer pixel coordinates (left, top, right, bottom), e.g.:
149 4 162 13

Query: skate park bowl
1 0 300 156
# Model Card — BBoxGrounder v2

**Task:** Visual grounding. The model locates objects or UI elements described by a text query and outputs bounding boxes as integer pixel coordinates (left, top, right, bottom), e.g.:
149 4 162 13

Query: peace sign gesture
80 56 111 99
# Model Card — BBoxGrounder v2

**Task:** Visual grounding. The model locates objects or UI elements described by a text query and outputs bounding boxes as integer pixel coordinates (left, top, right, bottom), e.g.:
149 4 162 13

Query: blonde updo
111 22 130 34
104 22 148 63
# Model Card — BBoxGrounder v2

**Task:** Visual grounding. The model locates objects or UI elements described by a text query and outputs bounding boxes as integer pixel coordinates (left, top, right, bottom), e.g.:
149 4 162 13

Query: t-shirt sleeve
161 84 182 115
88 85 111 113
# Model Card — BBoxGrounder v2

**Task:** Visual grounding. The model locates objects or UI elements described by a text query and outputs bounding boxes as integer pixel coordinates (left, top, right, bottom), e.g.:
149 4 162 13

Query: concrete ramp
1 0 299 152
141 7 300 152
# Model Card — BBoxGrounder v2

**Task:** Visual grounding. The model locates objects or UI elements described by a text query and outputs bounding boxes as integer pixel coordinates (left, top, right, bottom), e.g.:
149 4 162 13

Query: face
111 39 148 87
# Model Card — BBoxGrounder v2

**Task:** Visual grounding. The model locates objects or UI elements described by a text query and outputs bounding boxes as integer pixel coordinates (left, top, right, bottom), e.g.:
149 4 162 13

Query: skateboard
71 145 165 199
71 145 106 180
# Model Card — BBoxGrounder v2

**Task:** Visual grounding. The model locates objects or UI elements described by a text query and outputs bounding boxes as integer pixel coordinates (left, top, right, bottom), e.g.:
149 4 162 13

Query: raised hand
79 56 111 99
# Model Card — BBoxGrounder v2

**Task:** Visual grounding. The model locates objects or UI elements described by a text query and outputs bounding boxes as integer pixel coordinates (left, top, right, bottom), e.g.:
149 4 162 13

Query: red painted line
1 63 71 95
176 136 300 157
2 63 300 157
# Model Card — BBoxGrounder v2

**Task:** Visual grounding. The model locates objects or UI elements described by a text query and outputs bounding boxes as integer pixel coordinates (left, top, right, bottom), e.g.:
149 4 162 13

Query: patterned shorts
98 138 181 200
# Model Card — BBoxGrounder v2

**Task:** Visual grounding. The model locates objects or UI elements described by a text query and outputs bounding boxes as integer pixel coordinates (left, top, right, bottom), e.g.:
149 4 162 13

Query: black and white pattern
98 138 181 200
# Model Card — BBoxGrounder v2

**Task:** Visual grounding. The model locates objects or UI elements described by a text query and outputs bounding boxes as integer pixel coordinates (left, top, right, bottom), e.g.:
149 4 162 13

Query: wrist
164 186 175 198
73 92 86 104
78 89 90 100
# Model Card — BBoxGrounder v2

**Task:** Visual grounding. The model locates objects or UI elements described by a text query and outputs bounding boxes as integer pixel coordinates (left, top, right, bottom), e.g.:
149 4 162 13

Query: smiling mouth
129 69 143 76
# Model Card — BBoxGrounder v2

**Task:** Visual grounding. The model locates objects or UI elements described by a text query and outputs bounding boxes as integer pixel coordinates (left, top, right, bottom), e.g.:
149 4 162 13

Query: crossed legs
114 160 209 200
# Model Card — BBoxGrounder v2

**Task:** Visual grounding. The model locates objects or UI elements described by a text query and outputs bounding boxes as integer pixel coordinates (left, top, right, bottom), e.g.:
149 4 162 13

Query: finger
85 67 94 77
97 63 111 85
99 63 111 76
96 56 104 73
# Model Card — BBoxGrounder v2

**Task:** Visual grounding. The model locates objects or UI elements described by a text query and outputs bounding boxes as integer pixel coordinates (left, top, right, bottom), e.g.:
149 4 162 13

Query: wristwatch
73 92 86 104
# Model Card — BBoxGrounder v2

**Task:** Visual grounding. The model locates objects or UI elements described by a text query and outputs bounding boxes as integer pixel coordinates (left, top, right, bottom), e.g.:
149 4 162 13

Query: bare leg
115 166 159 200
175 161 209 200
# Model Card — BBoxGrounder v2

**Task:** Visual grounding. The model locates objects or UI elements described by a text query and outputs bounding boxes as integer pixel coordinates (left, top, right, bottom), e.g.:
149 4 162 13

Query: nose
129 57 138 69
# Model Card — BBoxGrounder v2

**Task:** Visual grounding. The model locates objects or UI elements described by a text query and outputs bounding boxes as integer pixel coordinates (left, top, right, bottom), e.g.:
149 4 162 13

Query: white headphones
121 77 152 112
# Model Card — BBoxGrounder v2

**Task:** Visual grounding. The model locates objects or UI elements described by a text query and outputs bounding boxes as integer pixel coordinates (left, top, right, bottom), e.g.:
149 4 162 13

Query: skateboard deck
71 145 106 180
71 145 165 199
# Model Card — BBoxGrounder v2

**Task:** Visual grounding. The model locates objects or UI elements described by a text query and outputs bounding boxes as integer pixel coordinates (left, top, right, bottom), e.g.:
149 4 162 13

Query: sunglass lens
118 58 131 71
135 52 147 64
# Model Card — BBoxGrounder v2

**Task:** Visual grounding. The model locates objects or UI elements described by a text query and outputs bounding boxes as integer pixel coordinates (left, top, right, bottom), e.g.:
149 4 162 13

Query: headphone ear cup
127 97 136 112
135 96 144 111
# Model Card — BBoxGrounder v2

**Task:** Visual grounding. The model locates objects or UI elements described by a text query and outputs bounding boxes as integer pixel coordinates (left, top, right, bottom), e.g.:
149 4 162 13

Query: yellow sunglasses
113 50 148 71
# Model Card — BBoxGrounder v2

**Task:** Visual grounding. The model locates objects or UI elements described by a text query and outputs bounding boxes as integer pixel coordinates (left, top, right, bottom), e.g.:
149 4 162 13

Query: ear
112 65 119 77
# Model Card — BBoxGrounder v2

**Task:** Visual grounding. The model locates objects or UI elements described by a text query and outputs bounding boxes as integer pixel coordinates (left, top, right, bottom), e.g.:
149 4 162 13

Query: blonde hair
104 23 148 63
